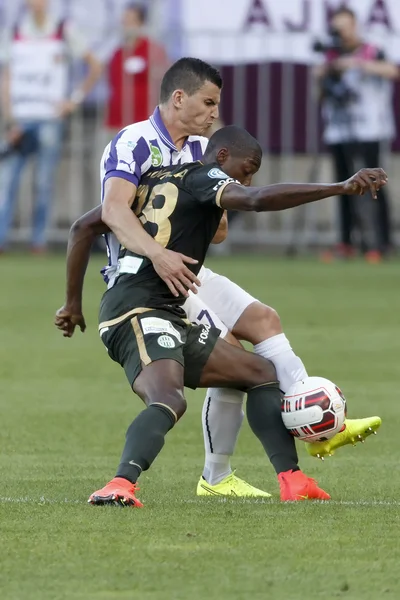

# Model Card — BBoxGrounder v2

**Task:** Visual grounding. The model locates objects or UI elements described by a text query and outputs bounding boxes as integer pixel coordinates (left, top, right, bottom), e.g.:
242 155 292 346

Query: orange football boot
88 477 143 507
278 470 330 502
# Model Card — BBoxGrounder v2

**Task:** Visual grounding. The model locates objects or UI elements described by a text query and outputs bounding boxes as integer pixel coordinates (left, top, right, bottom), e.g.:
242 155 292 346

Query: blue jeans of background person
0 119 63 249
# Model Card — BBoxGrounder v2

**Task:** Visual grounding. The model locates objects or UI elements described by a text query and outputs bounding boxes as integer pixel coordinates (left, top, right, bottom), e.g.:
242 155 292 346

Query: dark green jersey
99 162 238 323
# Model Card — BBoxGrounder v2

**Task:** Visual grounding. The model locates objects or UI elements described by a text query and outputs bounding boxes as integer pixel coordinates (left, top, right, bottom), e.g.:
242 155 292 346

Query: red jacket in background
105 37 169 129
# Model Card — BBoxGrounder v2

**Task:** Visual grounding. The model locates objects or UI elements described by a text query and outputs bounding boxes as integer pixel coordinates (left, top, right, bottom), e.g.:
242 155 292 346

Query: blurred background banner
178 0 400 64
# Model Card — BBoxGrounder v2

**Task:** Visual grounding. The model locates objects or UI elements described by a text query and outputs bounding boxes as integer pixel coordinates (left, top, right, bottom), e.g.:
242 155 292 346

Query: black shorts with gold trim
99 308 220 389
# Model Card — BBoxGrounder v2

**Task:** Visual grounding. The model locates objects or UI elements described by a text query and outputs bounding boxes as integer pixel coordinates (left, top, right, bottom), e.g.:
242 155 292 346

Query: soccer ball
282 377 347 443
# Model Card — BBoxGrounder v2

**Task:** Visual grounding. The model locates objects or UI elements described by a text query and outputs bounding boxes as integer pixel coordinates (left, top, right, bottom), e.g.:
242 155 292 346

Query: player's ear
216 148 229 165
171 89 185 109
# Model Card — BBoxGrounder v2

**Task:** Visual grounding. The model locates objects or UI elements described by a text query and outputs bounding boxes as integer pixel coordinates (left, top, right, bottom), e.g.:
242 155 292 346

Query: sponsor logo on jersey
207 167 228 179
212 177 238 192
157 335 176 348
127 140 137 150
150 143 163 167
198 323 211 345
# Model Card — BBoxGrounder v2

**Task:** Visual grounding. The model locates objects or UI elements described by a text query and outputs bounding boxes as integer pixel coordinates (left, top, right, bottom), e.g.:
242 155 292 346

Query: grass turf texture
0 253 399 600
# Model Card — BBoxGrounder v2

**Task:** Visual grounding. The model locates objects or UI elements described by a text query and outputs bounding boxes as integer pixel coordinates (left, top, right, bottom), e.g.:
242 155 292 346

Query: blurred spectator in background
0 0 102 253
104 2 169 139
315 6 398 262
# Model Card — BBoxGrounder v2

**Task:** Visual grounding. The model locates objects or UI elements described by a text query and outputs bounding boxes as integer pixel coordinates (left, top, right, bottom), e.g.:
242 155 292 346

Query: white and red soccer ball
282 377 347 443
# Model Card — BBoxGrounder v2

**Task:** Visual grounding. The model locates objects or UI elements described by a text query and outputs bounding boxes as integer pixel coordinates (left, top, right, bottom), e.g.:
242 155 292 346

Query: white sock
254 333 308 394
202 388 245 485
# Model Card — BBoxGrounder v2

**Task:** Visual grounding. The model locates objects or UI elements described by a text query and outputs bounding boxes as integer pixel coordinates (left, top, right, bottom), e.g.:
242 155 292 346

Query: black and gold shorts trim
99 308 220 389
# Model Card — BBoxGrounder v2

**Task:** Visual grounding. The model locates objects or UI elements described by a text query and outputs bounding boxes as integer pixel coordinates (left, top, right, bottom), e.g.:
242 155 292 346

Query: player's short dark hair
160 58 222 104
332 5 356 20
205 125 262 159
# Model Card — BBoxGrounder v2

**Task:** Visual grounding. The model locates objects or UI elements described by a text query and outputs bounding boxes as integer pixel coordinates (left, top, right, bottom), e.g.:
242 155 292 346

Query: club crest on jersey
207 168 228 179
150 143 163 167
157 335 176 348
141 317 183 343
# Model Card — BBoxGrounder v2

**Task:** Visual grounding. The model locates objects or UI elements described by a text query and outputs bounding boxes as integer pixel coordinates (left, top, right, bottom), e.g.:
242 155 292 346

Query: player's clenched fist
343 168 388 199
55 306 86 338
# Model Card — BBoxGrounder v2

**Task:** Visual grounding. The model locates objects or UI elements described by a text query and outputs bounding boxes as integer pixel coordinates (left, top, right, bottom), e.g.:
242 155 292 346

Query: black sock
246 383 299 475
116 404 176 483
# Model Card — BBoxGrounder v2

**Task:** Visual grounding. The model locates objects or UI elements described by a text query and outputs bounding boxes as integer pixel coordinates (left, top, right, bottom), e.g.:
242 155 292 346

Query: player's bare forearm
220 168 388 212
220 182 343 212
211 210 228 244
103 204 163 260
251 182 344 211
65 206 109 309
55 206 108 337
102 177 163 260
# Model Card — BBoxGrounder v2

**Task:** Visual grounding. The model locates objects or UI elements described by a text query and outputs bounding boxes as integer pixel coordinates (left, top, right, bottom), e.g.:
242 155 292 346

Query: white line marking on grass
0 496 399 507
0 496 82 505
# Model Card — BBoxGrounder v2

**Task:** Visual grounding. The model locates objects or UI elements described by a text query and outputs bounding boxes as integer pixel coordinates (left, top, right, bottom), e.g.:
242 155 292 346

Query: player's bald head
160 58 222 104
205 125 262 161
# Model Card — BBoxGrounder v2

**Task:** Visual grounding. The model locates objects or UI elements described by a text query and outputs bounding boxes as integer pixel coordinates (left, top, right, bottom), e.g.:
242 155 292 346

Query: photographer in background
314 6 398 262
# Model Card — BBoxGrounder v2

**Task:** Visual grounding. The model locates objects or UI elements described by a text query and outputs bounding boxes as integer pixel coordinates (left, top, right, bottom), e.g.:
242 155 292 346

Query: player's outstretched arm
102 177 201 297
219 168 388 212
55 205 109 337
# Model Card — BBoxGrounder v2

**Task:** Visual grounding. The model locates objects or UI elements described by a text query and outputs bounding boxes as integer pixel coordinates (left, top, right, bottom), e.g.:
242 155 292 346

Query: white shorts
183 290 229 339
183 266 257 335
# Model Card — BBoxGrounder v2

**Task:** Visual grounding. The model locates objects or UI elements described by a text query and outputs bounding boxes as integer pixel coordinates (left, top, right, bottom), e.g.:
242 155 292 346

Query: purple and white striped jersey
100 106 208 287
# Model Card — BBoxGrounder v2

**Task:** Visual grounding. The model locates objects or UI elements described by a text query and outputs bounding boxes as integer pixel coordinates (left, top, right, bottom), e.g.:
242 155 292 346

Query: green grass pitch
1 253 399 600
